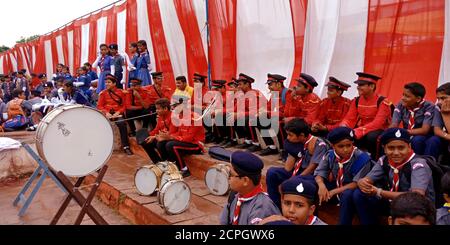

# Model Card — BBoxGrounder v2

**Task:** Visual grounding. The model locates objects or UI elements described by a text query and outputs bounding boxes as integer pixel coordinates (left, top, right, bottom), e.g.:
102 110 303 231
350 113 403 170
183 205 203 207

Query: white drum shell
205 164 230 196
158 180 191 215
36 105 114 177
160 172 183 189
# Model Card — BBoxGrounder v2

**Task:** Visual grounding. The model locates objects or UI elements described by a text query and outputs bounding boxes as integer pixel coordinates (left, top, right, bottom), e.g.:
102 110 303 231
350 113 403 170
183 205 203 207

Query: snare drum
134 165 164 196
158 180 191 215
36 105 114 177
160 171 183 189
156 161 179 173
204 164 230 196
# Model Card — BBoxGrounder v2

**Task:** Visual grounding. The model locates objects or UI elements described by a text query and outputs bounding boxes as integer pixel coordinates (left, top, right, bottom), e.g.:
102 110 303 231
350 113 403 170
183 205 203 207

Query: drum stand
50 166 109 225
13 143 67 217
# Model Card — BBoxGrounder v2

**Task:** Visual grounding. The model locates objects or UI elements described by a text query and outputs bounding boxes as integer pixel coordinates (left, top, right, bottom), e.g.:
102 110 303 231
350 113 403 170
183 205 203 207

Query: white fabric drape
0 56 4 74
97 17 108 47
44 40 53 77
81 23 90 65
137 0 156 71
236 0 295 97
67 31 74 74
159 0 188 77
56 35 65 65
302 0 368 99
19 47 30 74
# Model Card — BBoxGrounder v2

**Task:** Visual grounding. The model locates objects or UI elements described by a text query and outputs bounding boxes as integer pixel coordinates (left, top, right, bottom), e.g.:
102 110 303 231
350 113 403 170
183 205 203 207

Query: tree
16 35 40 44
0 45 9 53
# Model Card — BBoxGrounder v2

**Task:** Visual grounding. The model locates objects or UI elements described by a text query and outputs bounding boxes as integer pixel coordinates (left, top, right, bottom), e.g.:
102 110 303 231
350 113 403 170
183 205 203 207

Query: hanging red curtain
289 0 308 88
174 0 208 85
105 5 118 45
147 0 176 90
126 0 138 54
33 36 48 75
364 0 445 103
89 11 102 65
208 0 237 83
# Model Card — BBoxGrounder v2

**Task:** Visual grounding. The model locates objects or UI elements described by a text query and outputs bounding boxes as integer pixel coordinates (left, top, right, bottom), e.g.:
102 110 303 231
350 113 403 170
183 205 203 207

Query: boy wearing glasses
220 151 280 225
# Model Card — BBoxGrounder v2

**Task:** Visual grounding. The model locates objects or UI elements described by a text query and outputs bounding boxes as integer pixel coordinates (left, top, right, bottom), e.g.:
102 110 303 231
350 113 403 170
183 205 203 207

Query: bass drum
36 105 114 177
158 180 191 215
204 164 230 196
134 165 163 196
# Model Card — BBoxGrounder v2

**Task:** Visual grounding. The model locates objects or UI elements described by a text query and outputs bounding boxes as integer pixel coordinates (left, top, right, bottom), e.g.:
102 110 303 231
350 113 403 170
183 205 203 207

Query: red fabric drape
50 32 59 70
33 37 48 75
105 6 118 45
174 0 208 86
89 12 101 65
289 0 308 88
208 0 237 82
126 0 138 54
61 26 71 73
364 0 445 102
147 0 176 90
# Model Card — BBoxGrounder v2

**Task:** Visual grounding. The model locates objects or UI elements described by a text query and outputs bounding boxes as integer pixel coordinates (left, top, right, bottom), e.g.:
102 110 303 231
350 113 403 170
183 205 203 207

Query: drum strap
108 90 123 105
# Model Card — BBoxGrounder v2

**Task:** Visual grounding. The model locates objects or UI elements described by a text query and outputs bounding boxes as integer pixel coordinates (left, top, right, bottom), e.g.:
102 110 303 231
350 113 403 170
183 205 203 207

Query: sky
0 0 118 47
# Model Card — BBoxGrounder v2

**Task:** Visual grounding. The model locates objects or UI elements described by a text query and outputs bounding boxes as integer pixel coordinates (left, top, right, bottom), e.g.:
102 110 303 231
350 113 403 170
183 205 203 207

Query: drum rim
204 165 230 196
158 180 191 215
35 105 115 177
159 171 183 189
134 165 163 196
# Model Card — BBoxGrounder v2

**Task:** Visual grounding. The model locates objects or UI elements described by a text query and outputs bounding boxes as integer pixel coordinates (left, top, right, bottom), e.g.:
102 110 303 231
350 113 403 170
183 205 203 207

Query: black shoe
235 143 251 149
181 169 191 178
129 131 136 137
259 147 278 156
222 141 237 148
124 147 133 155
247 145 261 153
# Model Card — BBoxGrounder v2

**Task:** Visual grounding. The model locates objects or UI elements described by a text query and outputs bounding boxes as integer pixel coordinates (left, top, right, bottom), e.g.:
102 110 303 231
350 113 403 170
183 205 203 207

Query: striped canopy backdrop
0 0 449 103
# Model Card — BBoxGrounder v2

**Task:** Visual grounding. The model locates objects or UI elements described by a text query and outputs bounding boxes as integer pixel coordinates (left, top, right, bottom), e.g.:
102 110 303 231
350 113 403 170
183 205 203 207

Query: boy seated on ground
390 192 436 225
314 127 373 225
260 177 327 225
437 171 450 225
220 151 280 225
2 89 28 131
266 118 330 209
355 128 435 225
391 82 439 159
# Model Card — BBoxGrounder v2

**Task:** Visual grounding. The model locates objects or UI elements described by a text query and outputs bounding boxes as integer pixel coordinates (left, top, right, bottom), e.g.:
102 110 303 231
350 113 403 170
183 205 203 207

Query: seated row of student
139 100 205 177
260 177 327 225
354 128 435 225
266 118 330 209
97 75 133 155
220 151 280 225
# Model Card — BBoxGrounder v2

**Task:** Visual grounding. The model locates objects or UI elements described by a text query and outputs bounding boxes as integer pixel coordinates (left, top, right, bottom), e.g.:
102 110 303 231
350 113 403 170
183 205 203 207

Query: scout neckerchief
408 100 425 130
335 146 357 188
388 151 415 192
108 88 123 105
232 185 264 225
305 216 317 225
292 135 315 177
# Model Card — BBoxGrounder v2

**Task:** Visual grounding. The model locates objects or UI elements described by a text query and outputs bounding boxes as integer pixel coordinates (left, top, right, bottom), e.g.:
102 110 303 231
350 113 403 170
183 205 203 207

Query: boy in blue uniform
74 67 92 93
84 62 98 81
314 127 373 225
391 82 439 159
220 151 280 225
261 177 327 225
355 128 435 224
62 80 92 106
266 118 329 208
437 172 450 225
109 44 125 88
432 83 450 161
390 192 436 225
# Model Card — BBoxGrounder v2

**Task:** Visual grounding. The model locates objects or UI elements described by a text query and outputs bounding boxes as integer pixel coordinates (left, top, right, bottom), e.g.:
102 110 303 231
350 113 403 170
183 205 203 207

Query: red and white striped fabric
0 0 448 103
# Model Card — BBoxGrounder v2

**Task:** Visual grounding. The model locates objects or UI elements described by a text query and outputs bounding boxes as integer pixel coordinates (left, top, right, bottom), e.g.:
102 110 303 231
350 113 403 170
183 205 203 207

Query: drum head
159 181 191 215
39 106 114 177
160 172 182 189
205 167 230 196
135 167 159 196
